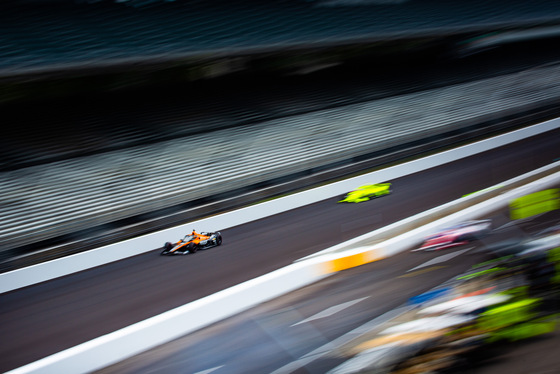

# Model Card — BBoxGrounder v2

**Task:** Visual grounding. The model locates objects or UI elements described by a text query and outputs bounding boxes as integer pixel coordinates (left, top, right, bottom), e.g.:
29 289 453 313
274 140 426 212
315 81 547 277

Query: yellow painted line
399 266 447 278
321 250 384 274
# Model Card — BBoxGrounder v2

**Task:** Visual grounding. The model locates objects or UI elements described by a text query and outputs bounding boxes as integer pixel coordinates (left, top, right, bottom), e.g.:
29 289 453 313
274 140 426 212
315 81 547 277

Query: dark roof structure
3 0 560 77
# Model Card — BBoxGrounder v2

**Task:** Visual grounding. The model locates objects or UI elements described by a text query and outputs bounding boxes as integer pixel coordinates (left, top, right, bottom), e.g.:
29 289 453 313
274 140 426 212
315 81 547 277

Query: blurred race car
338 183 392 203
416 220 492 251
161 230 222 255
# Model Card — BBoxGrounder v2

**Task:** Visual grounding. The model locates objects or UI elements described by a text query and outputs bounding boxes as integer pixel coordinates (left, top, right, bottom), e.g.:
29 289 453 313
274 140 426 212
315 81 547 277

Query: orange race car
161 230 223 255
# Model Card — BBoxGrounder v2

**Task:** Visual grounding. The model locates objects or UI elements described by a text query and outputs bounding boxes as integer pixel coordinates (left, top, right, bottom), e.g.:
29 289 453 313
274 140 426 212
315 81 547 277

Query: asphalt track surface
1 129 559 372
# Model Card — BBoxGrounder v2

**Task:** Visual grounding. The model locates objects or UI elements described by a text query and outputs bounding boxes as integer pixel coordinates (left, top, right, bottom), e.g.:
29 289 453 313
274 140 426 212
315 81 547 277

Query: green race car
338 183 392 203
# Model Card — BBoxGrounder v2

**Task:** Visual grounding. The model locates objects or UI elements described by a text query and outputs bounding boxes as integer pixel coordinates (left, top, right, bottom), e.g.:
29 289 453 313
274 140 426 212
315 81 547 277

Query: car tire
216 232 222 246
161 242 173 255
187 243 198 254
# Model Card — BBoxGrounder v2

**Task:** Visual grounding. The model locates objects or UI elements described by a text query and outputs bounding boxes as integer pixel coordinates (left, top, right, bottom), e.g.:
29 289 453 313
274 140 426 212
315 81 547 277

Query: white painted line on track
407 247 473 272
271 305 415 374
145 359 223 374
194 366 224 374
494 222 517 230
291 297 369 327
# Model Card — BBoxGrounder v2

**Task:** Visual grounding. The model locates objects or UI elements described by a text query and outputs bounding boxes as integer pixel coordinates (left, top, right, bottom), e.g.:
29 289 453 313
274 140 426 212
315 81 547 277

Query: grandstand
3 0 560 269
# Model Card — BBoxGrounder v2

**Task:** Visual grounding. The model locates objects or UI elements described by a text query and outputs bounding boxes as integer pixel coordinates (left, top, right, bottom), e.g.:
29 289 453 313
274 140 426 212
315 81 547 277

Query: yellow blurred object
486 317 557 342
478 299 538 333
510 189 560 220
548 246 560 283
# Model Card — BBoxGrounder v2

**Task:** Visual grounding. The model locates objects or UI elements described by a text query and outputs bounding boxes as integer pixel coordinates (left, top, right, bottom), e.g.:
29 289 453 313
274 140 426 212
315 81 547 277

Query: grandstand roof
2 0 560 78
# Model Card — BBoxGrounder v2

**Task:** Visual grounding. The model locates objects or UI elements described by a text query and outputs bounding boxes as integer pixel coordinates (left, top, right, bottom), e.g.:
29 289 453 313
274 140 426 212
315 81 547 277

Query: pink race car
417 220 492 251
